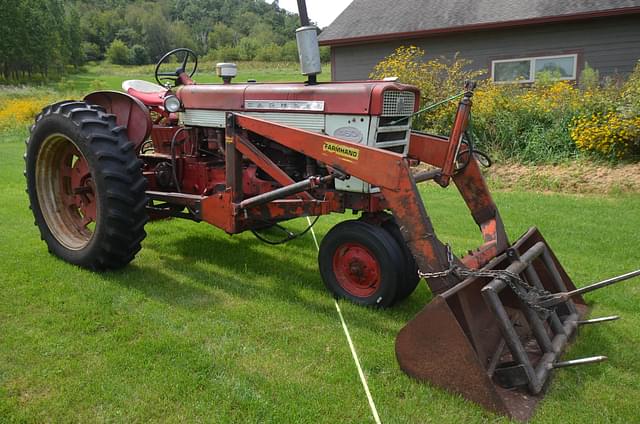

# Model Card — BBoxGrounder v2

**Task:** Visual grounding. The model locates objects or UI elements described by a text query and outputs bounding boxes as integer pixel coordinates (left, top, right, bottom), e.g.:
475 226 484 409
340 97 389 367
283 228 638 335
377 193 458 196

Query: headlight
164 95 182 113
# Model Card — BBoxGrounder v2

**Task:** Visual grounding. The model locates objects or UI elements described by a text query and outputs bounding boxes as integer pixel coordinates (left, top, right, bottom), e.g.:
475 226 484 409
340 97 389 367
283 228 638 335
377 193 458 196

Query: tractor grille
382 91 415 117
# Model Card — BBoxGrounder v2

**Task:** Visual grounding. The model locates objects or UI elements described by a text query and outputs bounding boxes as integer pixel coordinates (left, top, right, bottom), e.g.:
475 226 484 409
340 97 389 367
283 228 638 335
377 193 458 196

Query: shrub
81 42 102 62
205 45 240 62
255 43 283 62
237 37 260 61
569 62 640 160
570 113 640 160
280 40 299 62
0 97 55 131
129 44 149 65
370 46 485 133
371 45 640 163
106 39 131 65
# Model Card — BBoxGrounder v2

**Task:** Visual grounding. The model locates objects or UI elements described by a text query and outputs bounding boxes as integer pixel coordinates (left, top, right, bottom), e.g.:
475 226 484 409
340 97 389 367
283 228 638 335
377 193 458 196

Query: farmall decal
323 142 360 160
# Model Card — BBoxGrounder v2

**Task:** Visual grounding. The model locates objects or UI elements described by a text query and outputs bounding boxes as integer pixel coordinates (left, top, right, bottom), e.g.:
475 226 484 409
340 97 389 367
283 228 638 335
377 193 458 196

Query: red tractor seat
122 80 167 107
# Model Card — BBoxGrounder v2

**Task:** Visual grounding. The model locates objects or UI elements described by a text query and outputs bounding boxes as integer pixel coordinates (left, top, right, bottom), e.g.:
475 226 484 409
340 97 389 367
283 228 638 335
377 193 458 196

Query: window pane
535 57 575 78
494 60 531 82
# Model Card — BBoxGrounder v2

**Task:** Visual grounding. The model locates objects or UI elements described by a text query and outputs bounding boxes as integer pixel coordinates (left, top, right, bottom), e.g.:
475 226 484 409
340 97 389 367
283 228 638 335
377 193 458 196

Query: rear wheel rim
332 242 381 297
35 134 98 250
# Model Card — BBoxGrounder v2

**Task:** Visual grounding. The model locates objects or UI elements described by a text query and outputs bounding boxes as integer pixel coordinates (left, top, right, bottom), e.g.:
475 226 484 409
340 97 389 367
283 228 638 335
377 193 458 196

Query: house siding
331 15 640 81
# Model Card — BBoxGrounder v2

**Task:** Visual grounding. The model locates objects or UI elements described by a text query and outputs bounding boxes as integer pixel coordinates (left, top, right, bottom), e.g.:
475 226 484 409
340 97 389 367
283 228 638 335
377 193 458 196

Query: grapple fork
395 228 589 421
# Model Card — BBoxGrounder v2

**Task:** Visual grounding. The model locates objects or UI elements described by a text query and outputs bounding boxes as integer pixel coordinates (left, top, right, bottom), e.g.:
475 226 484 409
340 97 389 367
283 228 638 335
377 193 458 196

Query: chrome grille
382 91 415 117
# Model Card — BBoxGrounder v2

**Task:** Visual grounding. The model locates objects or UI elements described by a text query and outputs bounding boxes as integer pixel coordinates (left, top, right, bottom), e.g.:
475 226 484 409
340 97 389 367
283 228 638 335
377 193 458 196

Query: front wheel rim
35 134 98 250
332 242 381 297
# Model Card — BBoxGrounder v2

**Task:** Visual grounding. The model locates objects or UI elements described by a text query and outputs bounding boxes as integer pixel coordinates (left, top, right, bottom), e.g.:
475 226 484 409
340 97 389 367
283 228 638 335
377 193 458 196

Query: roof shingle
318 0 640 43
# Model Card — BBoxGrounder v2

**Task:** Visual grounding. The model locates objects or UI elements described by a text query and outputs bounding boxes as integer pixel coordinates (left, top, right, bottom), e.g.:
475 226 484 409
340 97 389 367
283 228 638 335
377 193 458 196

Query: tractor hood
176 81 419 116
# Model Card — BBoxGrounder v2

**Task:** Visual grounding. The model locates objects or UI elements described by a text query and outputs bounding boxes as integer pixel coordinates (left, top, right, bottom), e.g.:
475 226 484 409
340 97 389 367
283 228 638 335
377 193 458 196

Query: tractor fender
84 90 152 149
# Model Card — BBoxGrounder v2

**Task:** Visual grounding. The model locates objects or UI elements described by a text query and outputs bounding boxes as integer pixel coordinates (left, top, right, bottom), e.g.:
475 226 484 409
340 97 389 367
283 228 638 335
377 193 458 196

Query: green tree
129 45 149 65
237 37 260 61
208 23 237 50
106 39 131 65
82 42 102 62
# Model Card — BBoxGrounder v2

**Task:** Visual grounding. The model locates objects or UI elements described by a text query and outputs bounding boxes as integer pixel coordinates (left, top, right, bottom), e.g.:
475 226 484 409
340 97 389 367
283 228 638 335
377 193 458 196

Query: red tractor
24 6 639 421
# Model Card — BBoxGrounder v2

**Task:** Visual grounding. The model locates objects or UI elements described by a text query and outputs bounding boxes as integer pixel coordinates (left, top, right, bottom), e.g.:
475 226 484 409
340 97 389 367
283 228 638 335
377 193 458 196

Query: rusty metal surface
84 91 152 148
396 228 589 421
396 296 511 416
235 132 314 200
234 113 406 190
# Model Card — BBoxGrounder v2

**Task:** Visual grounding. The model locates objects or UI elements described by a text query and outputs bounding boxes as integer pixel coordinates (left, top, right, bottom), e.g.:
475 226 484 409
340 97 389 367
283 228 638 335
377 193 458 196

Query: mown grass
1 65 639 422
56 61 331 93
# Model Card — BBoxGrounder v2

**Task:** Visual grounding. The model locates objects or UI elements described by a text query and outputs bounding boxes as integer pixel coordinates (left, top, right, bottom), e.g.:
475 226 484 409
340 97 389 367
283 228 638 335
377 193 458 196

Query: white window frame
491 54 578 83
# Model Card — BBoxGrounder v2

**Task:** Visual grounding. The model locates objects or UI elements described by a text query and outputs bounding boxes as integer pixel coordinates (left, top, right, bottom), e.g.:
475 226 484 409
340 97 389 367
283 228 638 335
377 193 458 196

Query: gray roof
319 0 640 43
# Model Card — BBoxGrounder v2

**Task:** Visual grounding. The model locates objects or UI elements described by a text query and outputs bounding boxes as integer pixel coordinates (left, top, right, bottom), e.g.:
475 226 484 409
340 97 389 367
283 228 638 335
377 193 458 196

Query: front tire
318 220 403 307
381 219 421 302
25 101 148 269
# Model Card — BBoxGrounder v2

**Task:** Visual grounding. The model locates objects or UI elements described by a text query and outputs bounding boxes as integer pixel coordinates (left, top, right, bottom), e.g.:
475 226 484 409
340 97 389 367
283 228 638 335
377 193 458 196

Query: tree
237 37 260 61
82 42 102 62
208 23 237 51
106 39 131 65
129 45 149 65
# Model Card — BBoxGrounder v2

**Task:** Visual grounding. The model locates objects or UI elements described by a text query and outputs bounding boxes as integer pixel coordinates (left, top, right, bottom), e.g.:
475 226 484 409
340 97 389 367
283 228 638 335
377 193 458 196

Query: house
318 0 640 82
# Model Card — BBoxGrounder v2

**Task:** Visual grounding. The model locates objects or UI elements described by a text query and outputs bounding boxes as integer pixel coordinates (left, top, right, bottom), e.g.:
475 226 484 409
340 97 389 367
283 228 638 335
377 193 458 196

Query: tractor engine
141 80 419 200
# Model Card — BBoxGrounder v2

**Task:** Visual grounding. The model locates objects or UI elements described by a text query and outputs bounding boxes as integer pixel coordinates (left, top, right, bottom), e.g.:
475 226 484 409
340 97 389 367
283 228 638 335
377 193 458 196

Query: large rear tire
318 220 403 307
25 101 148 269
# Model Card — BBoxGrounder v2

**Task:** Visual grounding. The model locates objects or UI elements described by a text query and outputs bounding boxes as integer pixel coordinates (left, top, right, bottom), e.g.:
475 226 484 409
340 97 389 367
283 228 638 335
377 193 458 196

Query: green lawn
57 61 331 93
1 66 639 422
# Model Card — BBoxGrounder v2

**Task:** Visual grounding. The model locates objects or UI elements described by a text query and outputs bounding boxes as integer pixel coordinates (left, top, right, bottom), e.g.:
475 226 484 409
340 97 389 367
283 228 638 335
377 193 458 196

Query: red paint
333 242 381 297
234 114 405 190
84 91 153 148
60 144 96 228
177 81 418 115
124 87 166 107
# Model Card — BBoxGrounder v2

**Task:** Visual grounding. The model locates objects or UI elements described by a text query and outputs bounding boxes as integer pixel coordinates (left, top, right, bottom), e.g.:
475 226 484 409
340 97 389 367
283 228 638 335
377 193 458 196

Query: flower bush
570 113 640 159
0 99 48 126
0 89 57 132
370 46 484 133
371 47 640 163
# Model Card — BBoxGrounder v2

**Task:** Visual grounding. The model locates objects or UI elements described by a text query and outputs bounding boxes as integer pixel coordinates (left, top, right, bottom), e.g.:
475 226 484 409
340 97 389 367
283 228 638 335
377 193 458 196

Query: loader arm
407 84 509 269
408 132 509 269
229 112 486 293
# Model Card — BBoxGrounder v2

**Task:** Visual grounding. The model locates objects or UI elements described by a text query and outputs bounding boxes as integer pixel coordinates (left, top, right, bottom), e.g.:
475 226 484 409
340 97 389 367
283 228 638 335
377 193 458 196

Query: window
492 54 578 83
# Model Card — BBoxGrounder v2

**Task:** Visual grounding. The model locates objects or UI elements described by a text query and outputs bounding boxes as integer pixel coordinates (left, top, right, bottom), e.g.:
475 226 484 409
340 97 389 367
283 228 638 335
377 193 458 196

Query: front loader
24 1 638 420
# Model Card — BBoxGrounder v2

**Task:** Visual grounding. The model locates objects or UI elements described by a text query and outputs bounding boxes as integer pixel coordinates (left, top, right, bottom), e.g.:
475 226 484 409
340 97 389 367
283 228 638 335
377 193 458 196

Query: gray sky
267 0 353 28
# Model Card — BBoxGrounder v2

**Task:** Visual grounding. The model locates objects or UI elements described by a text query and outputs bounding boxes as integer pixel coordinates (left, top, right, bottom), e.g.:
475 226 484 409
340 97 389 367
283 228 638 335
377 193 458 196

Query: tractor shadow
129 228 431 336
101 260 221 309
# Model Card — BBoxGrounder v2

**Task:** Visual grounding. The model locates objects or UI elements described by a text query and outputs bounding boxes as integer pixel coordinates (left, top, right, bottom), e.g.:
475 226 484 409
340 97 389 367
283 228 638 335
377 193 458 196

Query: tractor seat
122 80 167 107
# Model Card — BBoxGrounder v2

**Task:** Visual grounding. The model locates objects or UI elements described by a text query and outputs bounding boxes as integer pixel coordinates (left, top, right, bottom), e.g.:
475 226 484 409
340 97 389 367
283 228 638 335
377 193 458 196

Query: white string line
306 217 382 424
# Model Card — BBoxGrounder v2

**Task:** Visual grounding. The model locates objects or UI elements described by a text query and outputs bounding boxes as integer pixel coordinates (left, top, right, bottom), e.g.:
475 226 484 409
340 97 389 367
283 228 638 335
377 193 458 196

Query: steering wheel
154 48 198 87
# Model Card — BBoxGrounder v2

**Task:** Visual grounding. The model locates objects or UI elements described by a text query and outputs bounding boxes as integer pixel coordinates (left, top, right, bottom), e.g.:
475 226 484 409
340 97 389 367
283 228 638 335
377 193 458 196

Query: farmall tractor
24 2 639 421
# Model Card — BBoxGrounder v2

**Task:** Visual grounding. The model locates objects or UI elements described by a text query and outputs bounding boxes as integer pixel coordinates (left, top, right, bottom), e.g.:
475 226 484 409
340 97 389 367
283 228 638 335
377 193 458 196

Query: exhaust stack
295 0 321 84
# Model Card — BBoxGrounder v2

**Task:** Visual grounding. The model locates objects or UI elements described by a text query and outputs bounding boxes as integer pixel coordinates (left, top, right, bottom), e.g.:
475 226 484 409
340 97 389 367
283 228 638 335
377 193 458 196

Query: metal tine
551 356 608 369
537 269 640 308
577 316 620 325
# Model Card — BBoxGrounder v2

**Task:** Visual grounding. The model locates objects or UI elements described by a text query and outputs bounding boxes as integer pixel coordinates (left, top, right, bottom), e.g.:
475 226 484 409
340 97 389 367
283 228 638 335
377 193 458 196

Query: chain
418 245 553 318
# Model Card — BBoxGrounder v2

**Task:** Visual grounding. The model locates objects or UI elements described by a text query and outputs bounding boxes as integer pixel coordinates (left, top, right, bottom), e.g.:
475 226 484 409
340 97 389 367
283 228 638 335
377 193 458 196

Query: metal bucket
396 227 589 421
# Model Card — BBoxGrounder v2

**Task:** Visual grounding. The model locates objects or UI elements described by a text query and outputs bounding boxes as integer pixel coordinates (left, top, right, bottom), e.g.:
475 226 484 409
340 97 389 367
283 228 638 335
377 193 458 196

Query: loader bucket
396 227 589 421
